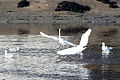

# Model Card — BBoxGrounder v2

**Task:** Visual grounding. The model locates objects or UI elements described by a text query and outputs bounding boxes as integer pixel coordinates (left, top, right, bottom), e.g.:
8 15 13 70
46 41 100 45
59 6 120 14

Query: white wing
57 28 92 55
79 28 92 47
40 32 59 40
40 32 76 46
57 45 86 55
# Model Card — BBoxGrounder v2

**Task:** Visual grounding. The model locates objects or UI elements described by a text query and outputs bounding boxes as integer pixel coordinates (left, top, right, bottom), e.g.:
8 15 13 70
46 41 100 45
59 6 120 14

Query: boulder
109 2 119 8
17 0 30 8
96 0 119 8
55 1 91 13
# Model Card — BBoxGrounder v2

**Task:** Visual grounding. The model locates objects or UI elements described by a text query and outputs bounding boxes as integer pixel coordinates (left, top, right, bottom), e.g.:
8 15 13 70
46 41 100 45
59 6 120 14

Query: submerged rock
17 0 30 8
55 1 91 13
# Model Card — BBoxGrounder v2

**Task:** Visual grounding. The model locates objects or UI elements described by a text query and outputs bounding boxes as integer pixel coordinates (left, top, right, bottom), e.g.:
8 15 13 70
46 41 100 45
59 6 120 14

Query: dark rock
17 29 29 35
96 0 110 4
55 1 91 13
17 0 30 8
109 2 119 8
96 0 119 8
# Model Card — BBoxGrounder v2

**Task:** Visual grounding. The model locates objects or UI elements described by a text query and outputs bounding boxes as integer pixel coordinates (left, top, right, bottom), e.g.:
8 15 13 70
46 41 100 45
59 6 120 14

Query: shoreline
0 14 119 25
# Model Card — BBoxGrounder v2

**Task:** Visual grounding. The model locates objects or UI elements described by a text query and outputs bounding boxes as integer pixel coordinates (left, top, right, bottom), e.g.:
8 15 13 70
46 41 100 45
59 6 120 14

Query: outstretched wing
40 32 59 40
40 32 76 46
57 45 86 55
79 28 92 47
57 28 92 55
57 47 78 55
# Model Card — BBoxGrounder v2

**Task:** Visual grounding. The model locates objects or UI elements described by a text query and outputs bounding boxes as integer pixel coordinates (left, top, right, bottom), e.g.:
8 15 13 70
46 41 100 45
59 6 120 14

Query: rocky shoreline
0 14 120 25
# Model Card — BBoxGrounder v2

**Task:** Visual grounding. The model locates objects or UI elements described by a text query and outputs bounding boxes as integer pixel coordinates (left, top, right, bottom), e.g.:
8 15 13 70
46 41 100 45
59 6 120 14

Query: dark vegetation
17 0 30 8
101 28 117 37
96 0 119 8
55 1 91 13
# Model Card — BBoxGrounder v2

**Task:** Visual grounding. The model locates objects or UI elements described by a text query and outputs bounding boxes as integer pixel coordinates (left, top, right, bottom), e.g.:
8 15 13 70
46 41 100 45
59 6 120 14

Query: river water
0 23 120 80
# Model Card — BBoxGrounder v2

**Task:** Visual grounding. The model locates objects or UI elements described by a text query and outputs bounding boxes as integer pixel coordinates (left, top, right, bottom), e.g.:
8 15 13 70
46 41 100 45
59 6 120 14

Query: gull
5 50 13 58
9 47 20 52
102 42 112 55
57 28 92 55
40 28 76 46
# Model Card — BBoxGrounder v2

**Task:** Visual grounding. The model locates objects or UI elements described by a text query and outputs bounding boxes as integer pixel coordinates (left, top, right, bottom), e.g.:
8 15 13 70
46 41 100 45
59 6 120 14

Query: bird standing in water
102 42 112 55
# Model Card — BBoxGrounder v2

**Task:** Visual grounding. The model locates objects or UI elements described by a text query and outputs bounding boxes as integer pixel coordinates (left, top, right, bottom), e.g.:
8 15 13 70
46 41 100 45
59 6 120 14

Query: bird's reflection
78 63 90 79
102 55 109 59
101 64 108 80
57 63 90 79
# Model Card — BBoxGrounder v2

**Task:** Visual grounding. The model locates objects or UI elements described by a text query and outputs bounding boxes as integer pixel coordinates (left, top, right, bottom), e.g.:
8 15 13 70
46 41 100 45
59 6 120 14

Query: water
0 23 120 80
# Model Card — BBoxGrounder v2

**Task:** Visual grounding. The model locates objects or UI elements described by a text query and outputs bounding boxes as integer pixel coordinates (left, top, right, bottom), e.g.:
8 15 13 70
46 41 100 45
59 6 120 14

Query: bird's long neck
59 28 61 40
102 43 105 48
5 50 7 56
102 42 106 50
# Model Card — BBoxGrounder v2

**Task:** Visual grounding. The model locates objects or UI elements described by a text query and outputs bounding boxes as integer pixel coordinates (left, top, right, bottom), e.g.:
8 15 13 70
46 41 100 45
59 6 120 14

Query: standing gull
102 42 112 55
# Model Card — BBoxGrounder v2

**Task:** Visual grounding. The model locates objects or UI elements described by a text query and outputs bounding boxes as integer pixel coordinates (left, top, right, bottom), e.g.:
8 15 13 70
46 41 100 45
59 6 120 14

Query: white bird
5 50 13 58
102 42 112 55
57 28 92 55
9 47 20 52
40 28 76 46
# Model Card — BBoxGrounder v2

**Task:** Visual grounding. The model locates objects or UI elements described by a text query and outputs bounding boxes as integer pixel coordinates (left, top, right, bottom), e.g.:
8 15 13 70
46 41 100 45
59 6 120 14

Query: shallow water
0 23 120 80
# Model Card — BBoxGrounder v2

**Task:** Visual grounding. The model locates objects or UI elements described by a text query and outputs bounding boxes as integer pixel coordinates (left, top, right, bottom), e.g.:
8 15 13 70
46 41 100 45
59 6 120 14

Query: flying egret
57 28 92 55
40 28 76 46
9 47 20 52
102 42 112 55
5 50 13 58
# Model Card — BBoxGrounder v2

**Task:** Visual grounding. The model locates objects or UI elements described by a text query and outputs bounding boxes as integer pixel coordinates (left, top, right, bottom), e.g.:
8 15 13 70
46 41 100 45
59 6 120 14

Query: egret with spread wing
57 28 92 55
40 28 76 46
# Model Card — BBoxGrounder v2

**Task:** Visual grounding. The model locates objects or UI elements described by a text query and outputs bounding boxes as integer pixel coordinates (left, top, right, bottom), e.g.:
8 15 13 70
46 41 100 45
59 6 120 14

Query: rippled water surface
0 23 120 80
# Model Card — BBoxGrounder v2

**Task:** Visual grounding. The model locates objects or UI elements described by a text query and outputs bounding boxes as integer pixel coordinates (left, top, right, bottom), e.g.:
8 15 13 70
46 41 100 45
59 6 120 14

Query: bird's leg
80 52 83 56
59 44 61 50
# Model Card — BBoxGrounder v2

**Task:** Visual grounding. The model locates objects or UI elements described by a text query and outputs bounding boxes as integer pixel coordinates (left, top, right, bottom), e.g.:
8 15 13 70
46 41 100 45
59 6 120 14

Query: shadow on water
1 69 86 80
0 23 120 80
57 27 88 34
101 28 117 37
17 28 29 35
